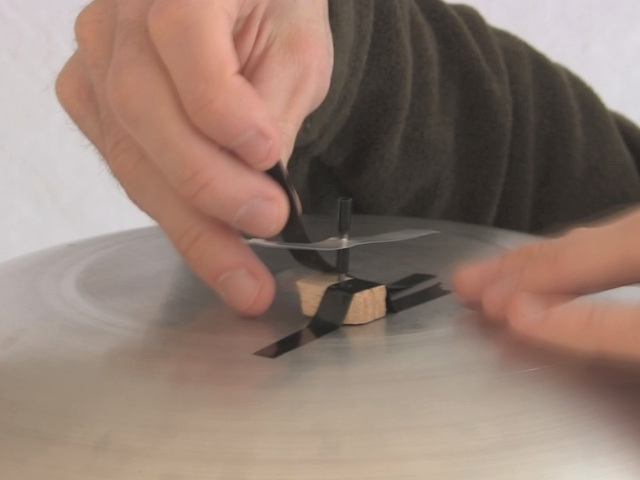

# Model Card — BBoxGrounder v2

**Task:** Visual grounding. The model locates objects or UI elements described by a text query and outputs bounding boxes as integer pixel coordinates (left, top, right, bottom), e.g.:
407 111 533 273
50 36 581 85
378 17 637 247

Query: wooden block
295 274 387 325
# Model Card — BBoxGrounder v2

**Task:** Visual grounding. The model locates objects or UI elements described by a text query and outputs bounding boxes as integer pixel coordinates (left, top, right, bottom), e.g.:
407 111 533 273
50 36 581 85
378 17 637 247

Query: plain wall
1 0 639 263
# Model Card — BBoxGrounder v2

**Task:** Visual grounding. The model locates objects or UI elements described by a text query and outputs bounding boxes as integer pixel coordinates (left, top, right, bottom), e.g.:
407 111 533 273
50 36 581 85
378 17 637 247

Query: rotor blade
246 229 438 251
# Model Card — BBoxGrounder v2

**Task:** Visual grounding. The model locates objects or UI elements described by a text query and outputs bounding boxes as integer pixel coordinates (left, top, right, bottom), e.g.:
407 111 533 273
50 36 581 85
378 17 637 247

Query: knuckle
183 89 225 132
104 28 150 126
103 134 149 212
105 68 140 123
74 1 110 55
55 64 73 107
55 58 85 112
105 134 142 179
74 5 96 48
176 166 219 206
173 223 209 265
55 58 101 128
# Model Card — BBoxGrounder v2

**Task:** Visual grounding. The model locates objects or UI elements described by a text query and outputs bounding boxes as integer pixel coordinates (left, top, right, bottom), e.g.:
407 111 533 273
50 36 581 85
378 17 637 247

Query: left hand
453 208 640 362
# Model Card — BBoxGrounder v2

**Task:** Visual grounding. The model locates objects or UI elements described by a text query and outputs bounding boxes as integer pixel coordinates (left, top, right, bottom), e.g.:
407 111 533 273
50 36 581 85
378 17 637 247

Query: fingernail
234 198 282 237
217 268 261 312
230 130 273 168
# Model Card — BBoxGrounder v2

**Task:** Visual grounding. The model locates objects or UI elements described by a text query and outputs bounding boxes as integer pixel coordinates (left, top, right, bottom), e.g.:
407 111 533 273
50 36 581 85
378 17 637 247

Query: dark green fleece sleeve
288 0 640 233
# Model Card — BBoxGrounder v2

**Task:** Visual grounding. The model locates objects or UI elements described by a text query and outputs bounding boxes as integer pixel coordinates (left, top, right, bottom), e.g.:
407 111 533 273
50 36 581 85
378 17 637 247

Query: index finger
146 0 282 169
455 208 640 301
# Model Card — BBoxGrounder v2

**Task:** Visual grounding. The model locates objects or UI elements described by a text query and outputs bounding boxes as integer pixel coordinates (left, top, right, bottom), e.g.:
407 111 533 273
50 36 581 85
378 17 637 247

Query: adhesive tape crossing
254 278 379 359
254 275 451 359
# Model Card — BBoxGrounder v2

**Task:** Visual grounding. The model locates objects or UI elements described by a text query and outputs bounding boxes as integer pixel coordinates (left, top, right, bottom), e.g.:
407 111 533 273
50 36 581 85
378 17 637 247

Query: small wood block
295 274 387 325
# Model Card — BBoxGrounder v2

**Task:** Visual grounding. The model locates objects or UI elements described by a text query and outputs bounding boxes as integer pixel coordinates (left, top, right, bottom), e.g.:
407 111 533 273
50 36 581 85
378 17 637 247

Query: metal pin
336 198 352 282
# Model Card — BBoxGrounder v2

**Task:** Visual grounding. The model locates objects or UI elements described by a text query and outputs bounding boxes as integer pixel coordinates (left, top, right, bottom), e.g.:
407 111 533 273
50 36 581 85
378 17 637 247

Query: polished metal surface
2 216 640 479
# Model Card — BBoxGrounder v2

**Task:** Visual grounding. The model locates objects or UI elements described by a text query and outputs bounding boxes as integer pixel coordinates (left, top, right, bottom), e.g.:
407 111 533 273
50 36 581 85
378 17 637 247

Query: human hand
453 208 640 362
55 0 333 315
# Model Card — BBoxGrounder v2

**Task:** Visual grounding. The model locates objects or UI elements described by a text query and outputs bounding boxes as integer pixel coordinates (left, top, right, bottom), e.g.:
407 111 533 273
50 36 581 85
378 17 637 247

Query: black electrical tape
385 273 450 312
255 274 451 358
265 162 335 273
385 273 436 292
254 278 380 358
387 282 451 313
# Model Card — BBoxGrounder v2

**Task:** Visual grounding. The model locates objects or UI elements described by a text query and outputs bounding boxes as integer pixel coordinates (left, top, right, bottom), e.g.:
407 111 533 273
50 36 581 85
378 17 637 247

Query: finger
507 292 640 362
452 244 534 308
96 96 277 313
146 0 281 169
106 127 277 315
454 210 640 305
100 80 277 315
73 0 151 199
475 269 575 322
108 3 289 238
56 52 107 155
453 236 541 306
73 0 276 314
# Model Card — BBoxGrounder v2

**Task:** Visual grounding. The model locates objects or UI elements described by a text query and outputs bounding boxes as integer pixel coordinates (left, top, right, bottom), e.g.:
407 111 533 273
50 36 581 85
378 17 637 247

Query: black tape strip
255 274 451 358
385 273 436 292
254 278 380 358
265 162 335 272
387 282 451 313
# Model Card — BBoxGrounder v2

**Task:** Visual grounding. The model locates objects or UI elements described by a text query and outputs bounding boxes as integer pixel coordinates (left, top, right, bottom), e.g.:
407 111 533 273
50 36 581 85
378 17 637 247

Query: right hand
55 0 334 315
453 207 640 362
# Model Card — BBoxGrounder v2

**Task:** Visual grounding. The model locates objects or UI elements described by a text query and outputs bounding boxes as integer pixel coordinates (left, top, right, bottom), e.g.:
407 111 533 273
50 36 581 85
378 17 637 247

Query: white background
1 0 639 263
